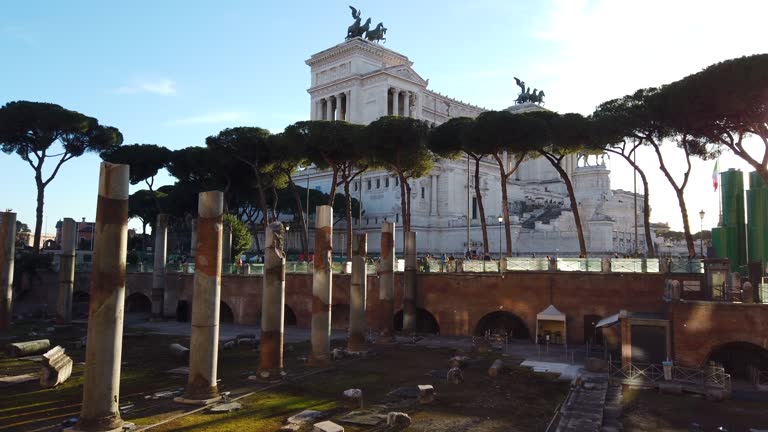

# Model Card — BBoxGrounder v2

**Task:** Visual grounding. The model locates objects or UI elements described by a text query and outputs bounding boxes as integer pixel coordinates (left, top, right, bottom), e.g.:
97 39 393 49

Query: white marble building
295 37 655 256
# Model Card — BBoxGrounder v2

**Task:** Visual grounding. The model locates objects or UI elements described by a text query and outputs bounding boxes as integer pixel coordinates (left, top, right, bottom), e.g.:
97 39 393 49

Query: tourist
440 253 446 272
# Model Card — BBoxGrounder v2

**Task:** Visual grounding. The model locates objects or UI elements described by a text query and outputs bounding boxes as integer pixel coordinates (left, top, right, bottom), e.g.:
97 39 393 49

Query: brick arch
704 341 768 378
474 310 532 340
393 308 441 334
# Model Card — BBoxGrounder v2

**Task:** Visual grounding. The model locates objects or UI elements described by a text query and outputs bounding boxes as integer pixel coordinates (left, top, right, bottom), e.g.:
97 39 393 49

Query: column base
307 353 330 367
65 416 123 432
173 395 223 406
64 427 123 432
347 333 367 353
248 369 286 383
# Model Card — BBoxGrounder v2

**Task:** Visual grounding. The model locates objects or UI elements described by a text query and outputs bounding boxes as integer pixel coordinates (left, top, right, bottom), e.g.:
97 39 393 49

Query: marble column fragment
378 221 395 342
258 221 286 380
76 162 129 431
348 233 367 352
179 191 223 404
56 217 76 325
403 231 417 333
0 211 16 331
310 205 333 366
151 214 168 319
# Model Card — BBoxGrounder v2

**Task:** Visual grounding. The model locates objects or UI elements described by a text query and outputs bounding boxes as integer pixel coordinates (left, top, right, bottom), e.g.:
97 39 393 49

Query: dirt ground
622 386 768 432
0 320 568 432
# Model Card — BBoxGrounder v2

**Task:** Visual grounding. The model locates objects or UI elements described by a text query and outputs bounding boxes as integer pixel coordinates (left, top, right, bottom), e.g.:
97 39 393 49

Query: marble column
222 221 232 271
346 90 352 122
310 205 333 366
338 93 346 120
179 191 223 404
325 98 332 121
404 91 411 117
348 233 367 352
151 214 168 319
257 221 286 380
56 217 76 325
430 175 438 216
392 88 400 117
403 231 417 333
378 221 395 342
0 211 16 331
76 162 129 431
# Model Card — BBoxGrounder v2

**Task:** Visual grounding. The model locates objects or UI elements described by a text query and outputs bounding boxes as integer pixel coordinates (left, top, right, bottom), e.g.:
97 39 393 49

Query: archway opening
72 291 90 319
393 308 440 334
284 305 297 327
475 311 530 340
708 342 768 379
331 304 350 330
176 301 190 322
220 302 235 324
125 293 151 314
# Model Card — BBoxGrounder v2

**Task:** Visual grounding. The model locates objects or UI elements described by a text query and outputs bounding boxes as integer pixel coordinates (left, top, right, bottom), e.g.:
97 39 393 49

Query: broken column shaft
403 231 417 333
76 162 129 431
180 191 223 403
348 233 367 352
151 214 168 319
258 221 286 379
310 205 333 366
378 221 395 343
0 211 16 331
56 217 77 325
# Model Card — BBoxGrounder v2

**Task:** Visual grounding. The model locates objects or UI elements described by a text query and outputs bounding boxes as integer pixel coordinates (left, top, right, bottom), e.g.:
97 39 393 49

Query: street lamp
497 216 503 271
699 209 705 258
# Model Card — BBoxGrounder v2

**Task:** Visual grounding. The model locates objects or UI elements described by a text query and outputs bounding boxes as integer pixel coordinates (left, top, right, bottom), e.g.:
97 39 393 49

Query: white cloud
168 110 252 126
115 78 178 96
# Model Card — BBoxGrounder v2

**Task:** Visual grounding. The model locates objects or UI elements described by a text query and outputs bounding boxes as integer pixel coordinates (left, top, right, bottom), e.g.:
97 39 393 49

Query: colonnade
313 91 351 121
387 86 418 117
0 162 419 430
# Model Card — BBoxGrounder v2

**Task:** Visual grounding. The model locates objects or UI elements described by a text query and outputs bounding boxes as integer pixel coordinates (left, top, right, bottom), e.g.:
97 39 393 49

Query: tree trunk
473 157 489 255
540 151 587 256
608 149 656 257
33 175 45 251
344 181 353 260
328 168 339 206
403 177 412 232
288 178 308 257
492 154 512 256
651 143 696 258
397 172 408 232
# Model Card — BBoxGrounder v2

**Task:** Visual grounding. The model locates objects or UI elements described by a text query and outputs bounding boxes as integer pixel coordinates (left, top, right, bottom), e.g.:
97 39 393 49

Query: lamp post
497 216 503 272
699 209 705 258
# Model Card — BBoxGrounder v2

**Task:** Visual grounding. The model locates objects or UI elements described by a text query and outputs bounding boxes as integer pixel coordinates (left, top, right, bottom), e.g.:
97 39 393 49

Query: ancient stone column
190 218 198 260
403 231 417 333
222 221 232 271
76 162 129 431
56 217 76 325
151 214 168 319
392 88 400 116
378 221 395 342
179 191 223 404
310 205 333 366
348 233 367 352
258 221 286 380
0 211 16 331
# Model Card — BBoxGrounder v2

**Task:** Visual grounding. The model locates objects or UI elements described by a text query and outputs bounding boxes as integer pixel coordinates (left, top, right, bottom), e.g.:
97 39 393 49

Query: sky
1 0 767 236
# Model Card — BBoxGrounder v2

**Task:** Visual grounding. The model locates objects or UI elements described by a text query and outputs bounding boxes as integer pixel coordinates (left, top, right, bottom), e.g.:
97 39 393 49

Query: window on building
421 187 425 199
366 218 369 225
376 178 381 189
385 178 389 188
472 197 478 219
367 180 371 190
395 177 399 186
375 217 378 224
396 213 399 223
354 182 358 192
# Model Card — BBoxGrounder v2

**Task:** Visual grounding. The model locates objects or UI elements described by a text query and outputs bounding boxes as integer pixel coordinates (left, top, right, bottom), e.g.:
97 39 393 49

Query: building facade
296 37 654 256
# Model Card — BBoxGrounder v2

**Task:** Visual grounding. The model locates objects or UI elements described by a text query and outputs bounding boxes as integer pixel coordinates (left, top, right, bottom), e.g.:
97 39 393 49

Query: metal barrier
759 283 768 304
462 260 500 272
669 259 704 273
505 257 550 271
608 361 730 391
557 258 602 272
610 258 660 273
748 365 768 388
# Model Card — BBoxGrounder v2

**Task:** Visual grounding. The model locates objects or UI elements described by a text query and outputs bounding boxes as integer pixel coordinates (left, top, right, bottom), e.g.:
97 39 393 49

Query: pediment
386 65 428 85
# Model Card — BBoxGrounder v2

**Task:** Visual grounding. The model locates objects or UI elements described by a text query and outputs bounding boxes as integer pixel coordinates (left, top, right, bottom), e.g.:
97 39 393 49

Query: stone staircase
556 376 608 432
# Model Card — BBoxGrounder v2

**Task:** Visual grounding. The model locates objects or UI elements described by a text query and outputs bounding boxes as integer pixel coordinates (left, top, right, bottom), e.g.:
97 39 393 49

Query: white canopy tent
536 304 566 345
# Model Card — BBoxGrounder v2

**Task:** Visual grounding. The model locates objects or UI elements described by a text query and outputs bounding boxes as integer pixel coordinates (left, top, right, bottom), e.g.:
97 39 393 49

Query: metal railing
461 259 501 272
668 259 704 273
505 257 550 271
557 258 602 272
610 258 660 273
748 365 768 388
608 361 730 391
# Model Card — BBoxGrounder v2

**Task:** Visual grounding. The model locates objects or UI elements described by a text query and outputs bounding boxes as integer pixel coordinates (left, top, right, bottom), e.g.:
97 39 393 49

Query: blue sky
1 0 766 234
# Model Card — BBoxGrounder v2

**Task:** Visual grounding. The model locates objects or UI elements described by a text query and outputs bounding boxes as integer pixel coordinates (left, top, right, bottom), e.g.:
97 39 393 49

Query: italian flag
713 159 720 191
